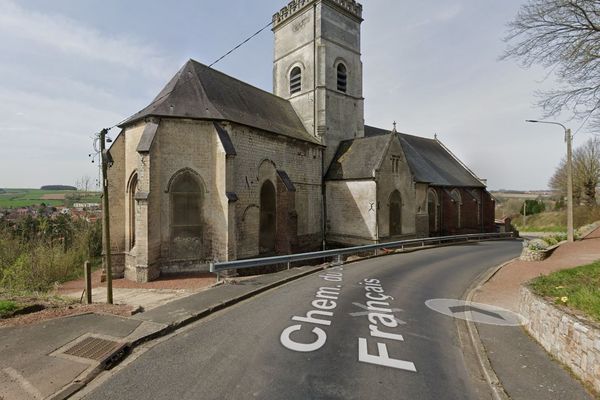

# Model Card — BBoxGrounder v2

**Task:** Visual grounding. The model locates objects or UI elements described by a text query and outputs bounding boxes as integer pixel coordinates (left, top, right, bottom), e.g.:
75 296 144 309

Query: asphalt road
83 241 522 400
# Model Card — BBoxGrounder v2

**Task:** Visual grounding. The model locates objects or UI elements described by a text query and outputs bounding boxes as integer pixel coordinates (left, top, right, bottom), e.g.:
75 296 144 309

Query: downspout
375 181 380 244
439 190 445 236
322 148 326 250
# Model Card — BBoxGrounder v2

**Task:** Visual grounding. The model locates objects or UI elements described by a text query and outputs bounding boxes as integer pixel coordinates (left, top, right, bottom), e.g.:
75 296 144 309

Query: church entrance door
259 180 276 254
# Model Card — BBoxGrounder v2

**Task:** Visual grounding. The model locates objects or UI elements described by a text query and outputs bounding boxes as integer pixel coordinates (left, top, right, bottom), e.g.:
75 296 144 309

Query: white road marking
349 302 406 325
2 367 44 399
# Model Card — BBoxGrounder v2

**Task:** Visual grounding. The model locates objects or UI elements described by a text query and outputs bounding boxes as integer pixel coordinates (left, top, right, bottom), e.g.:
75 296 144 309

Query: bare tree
503 0 600 127
76 175 92 194
550 137 600 205
575 136 600 204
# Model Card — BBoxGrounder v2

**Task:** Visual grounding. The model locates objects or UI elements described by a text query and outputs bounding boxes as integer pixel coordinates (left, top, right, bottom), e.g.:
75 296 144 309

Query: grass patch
516 224 566 233
530 260 600 322
0 300 18 317
0 189 101 208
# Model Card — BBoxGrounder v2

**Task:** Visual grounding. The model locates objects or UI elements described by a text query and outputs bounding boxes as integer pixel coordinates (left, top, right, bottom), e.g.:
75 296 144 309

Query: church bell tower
272 0 365 170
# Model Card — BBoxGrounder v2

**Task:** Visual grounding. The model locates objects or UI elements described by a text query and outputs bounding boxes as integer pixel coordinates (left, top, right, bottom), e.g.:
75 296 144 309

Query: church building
107 0 496 282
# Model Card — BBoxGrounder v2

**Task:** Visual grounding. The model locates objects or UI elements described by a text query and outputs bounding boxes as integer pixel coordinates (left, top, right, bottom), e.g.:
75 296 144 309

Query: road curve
83 240 522 400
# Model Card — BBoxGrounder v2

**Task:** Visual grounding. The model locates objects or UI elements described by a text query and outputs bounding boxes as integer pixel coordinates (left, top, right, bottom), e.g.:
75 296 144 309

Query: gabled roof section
325 134 392 180
121 59 319 145
364 125 485 188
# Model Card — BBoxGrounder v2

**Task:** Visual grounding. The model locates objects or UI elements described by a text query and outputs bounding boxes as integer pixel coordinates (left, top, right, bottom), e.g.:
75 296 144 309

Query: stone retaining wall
519 246 550 261
520 286 600 393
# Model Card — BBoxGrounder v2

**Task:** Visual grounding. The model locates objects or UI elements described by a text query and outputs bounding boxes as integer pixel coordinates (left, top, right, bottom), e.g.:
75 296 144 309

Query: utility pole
526 120 575 242
565 128 574 242
99 128 113 304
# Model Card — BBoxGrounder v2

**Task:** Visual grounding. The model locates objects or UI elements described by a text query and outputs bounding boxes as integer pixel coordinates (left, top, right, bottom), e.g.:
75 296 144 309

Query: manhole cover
63 336 122 361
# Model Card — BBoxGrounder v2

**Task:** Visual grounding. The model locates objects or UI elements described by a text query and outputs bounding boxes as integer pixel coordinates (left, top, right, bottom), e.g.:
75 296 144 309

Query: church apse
168 170 205 261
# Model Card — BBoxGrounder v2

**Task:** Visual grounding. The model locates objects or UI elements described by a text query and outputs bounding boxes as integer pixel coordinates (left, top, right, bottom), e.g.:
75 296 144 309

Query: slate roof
325 134 391 180
120 59 319 145
332 125 485 188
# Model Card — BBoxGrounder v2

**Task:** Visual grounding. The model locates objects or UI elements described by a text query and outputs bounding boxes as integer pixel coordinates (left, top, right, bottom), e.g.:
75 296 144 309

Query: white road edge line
2 367 44 400
464 258 518 400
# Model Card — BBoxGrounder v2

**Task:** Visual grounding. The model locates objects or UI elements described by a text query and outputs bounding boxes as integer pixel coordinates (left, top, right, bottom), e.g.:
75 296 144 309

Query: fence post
84 261 92 304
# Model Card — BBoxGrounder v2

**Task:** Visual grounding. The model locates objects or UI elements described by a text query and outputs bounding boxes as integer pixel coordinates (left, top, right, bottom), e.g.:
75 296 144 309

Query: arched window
337 63 347 92
389 190 402 236
170 172 203 260
128 174 138 249
451 189 462 229
427 188 439 232
259 180 277 254
290 66 302 94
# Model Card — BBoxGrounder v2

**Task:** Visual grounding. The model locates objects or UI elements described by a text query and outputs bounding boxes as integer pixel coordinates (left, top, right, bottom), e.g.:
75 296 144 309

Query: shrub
0 216 101 292
528 238 549 251
520 199 546 216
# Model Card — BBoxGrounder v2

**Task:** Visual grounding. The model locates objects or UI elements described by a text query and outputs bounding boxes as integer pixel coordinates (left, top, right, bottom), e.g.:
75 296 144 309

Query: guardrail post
287 261 291 270
335 254 343 266
210 261 221 283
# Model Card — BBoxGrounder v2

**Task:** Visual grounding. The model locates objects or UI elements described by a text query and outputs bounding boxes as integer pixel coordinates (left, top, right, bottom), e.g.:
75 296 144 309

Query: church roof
120 59 320 145
325 134 392 180
329 125 485 187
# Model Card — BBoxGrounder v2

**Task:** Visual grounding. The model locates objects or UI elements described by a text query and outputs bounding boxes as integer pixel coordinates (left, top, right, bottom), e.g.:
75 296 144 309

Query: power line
209 20 274 67
105 21 273 134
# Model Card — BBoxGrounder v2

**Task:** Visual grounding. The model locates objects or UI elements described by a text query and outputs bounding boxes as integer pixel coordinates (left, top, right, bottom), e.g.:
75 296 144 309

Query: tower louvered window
290 67 302 94
337 63 347 92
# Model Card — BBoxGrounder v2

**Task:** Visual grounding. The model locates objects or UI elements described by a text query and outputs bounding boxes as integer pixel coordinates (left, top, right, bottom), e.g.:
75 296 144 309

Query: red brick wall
436 187 495 235
481 190 496 232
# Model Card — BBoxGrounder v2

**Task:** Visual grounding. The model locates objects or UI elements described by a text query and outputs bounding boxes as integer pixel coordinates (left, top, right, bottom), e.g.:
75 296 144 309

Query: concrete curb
460 258 518 400
59 264 327 400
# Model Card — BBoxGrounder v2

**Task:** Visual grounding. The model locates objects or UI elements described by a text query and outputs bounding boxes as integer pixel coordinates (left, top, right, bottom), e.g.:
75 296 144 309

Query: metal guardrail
209 232 515 276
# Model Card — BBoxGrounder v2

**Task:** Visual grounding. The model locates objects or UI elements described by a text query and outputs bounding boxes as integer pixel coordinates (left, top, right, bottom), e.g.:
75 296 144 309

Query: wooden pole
100 129 113 304
84 260 92 304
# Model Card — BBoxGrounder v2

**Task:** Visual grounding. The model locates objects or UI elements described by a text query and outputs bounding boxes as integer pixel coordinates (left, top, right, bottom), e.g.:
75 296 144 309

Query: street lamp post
526 120 574 242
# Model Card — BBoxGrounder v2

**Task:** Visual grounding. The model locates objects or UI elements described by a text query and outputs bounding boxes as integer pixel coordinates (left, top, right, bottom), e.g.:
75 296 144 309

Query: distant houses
0 203 101 223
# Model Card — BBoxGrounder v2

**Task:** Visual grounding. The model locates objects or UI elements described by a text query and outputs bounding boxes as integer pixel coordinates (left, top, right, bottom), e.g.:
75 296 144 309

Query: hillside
0 188 100 208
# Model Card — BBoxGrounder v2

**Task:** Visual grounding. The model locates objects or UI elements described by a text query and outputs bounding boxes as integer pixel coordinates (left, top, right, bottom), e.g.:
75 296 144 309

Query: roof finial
392 121 397 133
434 132 438 140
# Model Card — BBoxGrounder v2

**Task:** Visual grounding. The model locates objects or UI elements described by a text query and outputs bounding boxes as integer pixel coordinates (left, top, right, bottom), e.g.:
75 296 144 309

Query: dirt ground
1 271 217 328
55 270 217 295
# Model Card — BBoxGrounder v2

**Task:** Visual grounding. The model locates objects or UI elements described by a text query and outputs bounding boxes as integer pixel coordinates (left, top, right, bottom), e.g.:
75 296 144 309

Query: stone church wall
155 119 229 272
415 183 429 237
326 180 376 245
376 137 417 239
107 131 126 277
225 122 323 259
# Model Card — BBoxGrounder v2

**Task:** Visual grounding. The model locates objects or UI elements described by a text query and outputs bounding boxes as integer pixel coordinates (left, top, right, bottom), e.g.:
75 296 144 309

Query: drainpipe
375 181 380 244
322 148 326 250
440 189 444 236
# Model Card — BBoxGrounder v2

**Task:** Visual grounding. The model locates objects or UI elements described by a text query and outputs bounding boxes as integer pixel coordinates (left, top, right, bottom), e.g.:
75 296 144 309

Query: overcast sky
0 0 586 190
